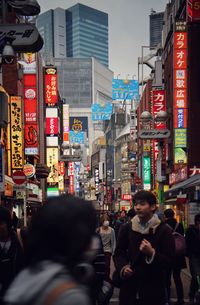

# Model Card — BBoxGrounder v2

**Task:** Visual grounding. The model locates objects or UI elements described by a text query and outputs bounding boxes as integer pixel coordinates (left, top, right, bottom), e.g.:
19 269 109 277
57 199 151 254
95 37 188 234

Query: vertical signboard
68 162 74 194
187 0 200 21
143 156 151 190
46 148 59 184
44 67 58 106
25 124 38 155
63 104 69 143
0 147 4 191
10 97 23 170
174 21 188 164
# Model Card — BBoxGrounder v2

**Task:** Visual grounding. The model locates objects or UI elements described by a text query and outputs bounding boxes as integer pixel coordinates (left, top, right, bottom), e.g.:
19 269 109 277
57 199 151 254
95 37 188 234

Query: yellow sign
58 175 64 191
10 97 23 170
46 148 59 183
143 140 151 152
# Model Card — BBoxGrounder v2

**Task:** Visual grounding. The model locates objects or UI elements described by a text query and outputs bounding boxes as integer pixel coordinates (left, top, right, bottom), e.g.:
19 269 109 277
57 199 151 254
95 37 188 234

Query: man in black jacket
113 190 175 305
185 213 200 305
0 207 24 301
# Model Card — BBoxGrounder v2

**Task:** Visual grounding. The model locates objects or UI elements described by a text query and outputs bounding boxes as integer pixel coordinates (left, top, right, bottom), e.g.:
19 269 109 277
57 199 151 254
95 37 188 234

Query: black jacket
0 230 24 298
185 225 200 258
114 221 175 304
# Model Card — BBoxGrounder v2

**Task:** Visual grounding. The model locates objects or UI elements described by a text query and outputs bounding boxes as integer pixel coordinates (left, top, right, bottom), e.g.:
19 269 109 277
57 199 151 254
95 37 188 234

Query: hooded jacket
4 261 91 305
114 214 175 305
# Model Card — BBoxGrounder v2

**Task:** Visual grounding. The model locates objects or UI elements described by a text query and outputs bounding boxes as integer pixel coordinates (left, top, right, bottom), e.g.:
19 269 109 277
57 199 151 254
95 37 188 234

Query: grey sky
38 0 167 78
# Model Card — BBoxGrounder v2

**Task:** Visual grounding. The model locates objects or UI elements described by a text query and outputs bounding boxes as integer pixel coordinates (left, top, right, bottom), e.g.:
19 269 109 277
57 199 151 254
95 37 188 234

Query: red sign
12 170 26 185
25 124 38 148
59 162 65 176
23 74 36 87
122 194 132 200
69 175 74 194
24 99 37 123
44 67 58 106
187 0 200 21
152 90 166 129
46 118 58 135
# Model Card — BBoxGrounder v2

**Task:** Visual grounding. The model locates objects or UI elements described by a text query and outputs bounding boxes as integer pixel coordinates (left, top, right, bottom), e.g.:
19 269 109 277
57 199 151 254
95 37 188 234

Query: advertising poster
143 156 151 190
25 124 38 155
44 67 58 106
174 148 187 164
69 131 85 144
112 79 139 100
174 129 187 147
46 148 59 184
70 117 88 134
92 102 113 121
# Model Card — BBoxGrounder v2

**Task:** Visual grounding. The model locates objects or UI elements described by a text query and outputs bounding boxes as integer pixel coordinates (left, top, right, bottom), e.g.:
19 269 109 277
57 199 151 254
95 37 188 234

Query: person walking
114 190 175 305
114 210 127 239
185 213 200 305
98 215 116 283
3 195 96 305
164 208 186 305
0 207 24 302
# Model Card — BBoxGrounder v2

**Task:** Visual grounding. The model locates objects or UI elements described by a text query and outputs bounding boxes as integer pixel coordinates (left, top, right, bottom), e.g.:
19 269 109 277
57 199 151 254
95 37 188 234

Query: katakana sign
44 67 58 106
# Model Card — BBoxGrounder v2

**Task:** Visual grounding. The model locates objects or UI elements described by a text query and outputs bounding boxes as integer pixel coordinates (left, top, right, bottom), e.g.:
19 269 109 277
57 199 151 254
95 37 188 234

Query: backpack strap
174 222 179 232
43 282 77 305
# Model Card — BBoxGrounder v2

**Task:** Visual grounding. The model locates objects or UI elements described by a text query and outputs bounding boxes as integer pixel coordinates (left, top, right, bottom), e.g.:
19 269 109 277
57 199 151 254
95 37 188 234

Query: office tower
149 9 164 48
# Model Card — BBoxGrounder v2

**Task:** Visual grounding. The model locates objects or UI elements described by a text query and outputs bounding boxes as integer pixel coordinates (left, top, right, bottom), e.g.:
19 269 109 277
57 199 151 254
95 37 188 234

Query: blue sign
112 79 139 100
177 109 184 128
69 131 85 144
92 102 113 121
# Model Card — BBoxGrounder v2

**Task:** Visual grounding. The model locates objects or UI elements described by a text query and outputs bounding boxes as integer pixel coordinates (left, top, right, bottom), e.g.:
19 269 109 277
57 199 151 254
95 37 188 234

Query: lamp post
139 110 170 204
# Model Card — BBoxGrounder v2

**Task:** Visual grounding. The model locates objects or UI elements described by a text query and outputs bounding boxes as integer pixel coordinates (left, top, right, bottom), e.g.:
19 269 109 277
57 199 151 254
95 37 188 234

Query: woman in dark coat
164 208 186 305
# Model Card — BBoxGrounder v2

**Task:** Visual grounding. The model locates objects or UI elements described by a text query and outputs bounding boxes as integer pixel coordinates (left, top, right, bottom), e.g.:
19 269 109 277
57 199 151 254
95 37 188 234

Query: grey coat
4 261 91 305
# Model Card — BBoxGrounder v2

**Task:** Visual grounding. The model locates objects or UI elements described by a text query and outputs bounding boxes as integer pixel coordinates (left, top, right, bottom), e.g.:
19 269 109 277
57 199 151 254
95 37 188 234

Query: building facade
149 10 164 48
37 4 109 67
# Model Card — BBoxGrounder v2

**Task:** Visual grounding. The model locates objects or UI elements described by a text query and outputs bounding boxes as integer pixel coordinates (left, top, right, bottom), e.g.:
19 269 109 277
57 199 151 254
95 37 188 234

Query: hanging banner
63 104 69 142
69 131 84 144
25 124 38 155
92 102 113 121
44 67 58 106
152 90 166 129
10 96 23 170
46 118 58 135
46 147 59 183
112 79 139 100
143 156 151 190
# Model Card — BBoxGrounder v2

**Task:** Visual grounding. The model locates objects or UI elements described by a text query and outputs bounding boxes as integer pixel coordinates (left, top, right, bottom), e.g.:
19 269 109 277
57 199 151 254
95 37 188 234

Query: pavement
110 260 192 305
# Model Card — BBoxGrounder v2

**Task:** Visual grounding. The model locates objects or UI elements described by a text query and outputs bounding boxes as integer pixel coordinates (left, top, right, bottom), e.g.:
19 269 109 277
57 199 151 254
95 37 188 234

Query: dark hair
132 190 157 206
0 206 12 230
164 208 175 219
195 213 200 224
127 208 136 219
27 195 96 268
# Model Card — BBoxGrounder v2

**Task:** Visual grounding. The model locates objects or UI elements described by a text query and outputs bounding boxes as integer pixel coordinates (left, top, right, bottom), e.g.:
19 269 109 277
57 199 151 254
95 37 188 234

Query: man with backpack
164 208 186 305
114 191 175 305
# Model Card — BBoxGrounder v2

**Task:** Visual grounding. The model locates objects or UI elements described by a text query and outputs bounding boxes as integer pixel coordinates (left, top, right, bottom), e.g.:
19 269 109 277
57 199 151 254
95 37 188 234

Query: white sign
139 129 170 139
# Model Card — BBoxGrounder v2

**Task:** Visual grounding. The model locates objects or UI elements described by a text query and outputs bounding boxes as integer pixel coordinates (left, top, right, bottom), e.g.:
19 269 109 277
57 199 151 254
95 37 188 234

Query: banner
69 131 84 144
112 79 139 100
143 156 151 190
10 96 23 170
187 0 200 21
25 124 38 155
46 148 59 183
92 102 113 121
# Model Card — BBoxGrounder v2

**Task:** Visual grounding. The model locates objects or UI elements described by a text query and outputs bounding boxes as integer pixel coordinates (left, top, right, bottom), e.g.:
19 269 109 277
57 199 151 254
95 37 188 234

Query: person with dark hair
0 207 24 301
164 208 186 305
114 210 127 239
185 213 200 305
114 190 175 305
4 195 97 305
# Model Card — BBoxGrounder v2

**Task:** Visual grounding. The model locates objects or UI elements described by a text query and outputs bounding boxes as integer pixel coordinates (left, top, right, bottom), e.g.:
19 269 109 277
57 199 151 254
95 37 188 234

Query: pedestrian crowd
0 191 199 305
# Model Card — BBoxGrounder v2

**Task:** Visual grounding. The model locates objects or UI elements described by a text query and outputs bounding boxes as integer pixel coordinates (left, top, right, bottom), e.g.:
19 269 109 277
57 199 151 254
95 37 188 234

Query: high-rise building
37 4 109 67
149 10 164 48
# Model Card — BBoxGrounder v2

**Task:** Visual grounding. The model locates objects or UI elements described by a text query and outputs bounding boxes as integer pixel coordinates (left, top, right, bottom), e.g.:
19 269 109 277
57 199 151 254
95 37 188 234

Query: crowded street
0 0 200 305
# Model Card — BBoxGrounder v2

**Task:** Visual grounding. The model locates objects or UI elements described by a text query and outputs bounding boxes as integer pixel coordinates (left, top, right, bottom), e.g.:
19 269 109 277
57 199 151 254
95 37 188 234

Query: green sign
174 148 187 164
143 156 151 190
174 129 187 148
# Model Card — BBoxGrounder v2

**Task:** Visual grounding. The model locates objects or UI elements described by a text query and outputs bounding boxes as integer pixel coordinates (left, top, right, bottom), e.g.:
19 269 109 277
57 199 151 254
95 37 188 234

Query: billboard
24 98 37 123
19 53 36 74
63 104 69 142
112 79 139 100
69 131 85 144
70 117 88 134
143 156 151 190
46 148 59 183
92 102 113 121
174 148 187 164
44 67 58 106
152 90 166 129
10 96 23 170
174 21 188 164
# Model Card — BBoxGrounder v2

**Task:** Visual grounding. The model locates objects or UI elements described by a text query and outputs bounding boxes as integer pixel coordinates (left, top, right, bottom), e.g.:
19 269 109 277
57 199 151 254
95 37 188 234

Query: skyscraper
149 10 164 48
36 4 109 67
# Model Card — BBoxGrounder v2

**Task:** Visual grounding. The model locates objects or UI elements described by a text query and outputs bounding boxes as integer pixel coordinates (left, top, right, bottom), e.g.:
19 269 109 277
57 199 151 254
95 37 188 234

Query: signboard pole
23 179 27 227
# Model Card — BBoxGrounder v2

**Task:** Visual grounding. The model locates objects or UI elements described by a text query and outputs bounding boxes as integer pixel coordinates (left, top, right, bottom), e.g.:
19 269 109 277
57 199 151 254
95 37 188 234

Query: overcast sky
38 0 167 78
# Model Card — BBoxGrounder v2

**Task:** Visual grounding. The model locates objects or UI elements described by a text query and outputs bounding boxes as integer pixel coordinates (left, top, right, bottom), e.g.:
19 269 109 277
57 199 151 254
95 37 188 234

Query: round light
61 142 70 150
140 111 153 123
155 110 168 123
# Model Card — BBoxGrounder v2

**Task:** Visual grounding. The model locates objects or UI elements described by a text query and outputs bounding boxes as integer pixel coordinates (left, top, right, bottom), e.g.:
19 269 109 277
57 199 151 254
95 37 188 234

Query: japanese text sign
152 90 166 129
10 97 23 170
44 67 58 106
25 124 38 155
187 0 200 22
47 148 59 183
92 102 113 121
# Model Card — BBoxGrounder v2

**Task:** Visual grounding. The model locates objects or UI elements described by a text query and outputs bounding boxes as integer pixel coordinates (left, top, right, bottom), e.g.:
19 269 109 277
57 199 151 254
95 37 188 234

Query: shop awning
164 174 200 199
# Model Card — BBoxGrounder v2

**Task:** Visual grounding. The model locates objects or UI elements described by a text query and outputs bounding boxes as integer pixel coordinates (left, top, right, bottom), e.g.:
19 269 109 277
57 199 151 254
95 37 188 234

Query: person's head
194 213 200 227
0 206 12 240
27 195 96 269
120 210 127 218
164 208 175 220
100 214 110 228
127 208 136 220
133 190 157 221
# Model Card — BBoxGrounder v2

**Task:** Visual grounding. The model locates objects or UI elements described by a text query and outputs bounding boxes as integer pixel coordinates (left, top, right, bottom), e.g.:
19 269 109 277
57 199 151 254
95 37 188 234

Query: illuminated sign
174 148 187 164
46 118 58 135
152 90 166 129
24 99 37 123
25 124 38 155
44 67 58 106
143 156 151 190
47 187 59 197
63 104 69 142
174 129 187 147
187 0 200 22
46 148 59 183
174 108 187 128
10 96 23 170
